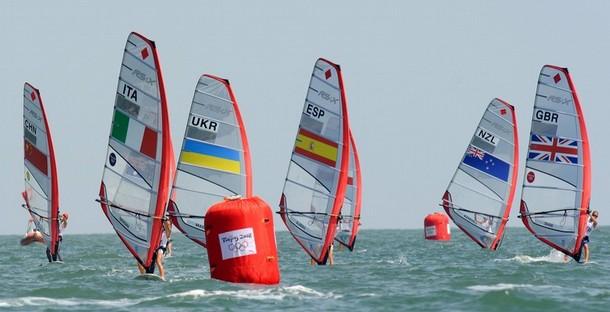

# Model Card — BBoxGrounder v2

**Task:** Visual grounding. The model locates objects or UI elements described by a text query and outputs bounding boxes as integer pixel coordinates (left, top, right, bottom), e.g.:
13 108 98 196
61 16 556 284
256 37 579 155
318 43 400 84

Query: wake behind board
135 273 165 282
40 261 64 266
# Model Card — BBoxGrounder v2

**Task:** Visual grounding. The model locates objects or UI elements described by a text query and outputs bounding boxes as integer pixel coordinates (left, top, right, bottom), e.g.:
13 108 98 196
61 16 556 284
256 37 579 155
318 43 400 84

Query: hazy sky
2 1 610 234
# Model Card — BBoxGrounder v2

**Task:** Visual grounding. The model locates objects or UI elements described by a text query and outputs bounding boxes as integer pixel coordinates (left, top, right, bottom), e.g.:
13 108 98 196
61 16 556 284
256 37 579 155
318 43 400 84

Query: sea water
1 228 609 311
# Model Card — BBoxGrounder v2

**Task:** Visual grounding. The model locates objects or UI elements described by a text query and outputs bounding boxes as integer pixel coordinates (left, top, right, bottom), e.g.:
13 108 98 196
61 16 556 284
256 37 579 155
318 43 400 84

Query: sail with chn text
168 74 252 247
442 98 519 250
22 83 60 255
519 65 591 261
98 32 174 270
335 132 362 251
279 58 350 264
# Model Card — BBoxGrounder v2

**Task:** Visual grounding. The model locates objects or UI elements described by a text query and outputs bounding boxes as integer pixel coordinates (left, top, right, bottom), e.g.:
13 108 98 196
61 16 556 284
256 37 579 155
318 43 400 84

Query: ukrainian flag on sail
180 139 241 174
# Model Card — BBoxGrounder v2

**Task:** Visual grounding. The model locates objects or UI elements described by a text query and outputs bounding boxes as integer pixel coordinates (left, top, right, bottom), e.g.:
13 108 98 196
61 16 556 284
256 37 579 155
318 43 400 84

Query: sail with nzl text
442 98 519 250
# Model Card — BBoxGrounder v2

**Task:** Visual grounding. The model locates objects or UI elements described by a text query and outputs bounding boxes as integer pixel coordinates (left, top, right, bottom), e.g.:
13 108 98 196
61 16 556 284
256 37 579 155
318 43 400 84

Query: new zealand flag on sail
462 146 510 182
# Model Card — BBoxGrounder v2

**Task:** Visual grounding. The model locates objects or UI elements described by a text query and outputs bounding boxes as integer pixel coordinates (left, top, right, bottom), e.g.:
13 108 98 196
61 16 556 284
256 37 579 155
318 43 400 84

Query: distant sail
98 32 174 269
442 98 519 250
335 132 362 251
168 74 252 247
22 83 60 255
520 65 591 259
279 58 350 264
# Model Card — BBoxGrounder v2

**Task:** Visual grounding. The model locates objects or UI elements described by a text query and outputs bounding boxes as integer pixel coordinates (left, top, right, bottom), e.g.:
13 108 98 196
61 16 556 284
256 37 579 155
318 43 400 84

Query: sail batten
520 65 591 259
442 98 519 250
169 74 252 247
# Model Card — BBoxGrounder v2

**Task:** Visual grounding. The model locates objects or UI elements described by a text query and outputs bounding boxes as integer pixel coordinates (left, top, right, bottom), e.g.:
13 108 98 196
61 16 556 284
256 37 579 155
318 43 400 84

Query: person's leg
46 247 52 263
584 244 590 263
137 262 145 274
156 250 165 279
167 241 173 257
56 241 62 262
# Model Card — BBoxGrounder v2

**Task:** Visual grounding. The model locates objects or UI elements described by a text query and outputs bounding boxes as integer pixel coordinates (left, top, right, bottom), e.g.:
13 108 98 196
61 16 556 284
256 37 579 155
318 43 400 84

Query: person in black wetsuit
136 223 169 279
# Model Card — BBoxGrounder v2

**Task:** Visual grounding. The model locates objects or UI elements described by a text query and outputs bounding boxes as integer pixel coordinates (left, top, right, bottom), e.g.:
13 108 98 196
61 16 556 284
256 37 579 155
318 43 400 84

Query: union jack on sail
466 146 485 160
528 134 578 164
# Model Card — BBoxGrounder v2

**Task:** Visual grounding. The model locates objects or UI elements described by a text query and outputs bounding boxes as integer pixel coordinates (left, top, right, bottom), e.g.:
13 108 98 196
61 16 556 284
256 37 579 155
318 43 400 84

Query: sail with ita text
519 65 591 261
98 32 174 271
168 74 252 247
279 58 351 264
442 98 519 250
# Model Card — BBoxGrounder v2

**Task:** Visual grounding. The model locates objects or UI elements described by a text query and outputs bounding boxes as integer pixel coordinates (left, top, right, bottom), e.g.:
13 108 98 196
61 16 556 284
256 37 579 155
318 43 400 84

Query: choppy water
1 228 609 311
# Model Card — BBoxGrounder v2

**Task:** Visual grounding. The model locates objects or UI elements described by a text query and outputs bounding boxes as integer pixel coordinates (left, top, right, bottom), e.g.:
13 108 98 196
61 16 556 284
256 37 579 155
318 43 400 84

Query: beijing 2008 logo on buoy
218 228 257 260
229 241 249 251
527 171 535 183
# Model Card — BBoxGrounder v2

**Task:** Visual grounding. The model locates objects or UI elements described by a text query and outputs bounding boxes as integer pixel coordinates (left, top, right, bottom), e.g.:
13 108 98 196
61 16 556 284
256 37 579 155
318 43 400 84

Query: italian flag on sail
111 110 157 159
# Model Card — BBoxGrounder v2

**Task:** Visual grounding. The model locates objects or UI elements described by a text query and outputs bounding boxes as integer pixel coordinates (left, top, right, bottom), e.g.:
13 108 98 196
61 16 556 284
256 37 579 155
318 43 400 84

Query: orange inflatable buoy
204 196 280 285
424 212 451 241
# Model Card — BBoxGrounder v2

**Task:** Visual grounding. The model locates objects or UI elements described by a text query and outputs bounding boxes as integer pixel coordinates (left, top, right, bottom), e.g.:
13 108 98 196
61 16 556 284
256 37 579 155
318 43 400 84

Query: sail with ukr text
279 58 350 264
168 74 252 247
335 132 362 251
98 32 174 270
519 65 591 260
22 83 60 255
442 98 519 250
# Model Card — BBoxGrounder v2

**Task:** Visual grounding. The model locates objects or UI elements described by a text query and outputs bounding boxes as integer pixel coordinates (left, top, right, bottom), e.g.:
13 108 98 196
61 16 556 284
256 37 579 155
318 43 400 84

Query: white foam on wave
168 285 341 301
375 255 409 265
0 297 143 308
495 249 568 264
467 283 560 292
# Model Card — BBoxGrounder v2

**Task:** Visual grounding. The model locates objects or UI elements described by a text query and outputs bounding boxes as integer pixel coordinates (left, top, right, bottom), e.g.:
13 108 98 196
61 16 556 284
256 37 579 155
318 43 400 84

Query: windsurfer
46 212 68 262
580 210 598 263
137 222 168 279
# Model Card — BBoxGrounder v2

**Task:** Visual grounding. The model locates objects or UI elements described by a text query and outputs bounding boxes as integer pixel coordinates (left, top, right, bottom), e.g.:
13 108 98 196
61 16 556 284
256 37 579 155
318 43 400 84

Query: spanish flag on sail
180 139 241 174
294 128 338 167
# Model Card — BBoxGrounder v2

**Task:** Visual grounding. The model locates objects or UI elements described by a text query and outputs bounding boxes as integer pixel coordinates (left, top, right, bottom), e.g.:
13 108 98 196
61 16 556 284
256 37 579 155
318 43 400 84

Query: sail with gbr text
98 32 174 270
519 65 591 260
168 74 252 247
22 83 60 256
442 98 519 250
279 58 350 264
335 132 362 251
